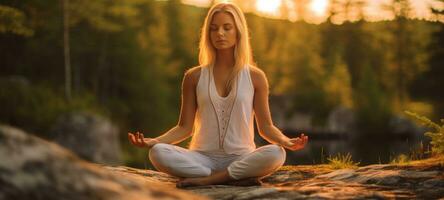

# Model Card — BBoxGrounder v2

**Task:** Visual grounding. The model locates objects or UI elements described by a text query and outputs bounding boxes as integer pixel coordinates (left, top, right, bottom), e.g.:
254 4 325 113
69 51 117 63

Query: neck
215 48 235 69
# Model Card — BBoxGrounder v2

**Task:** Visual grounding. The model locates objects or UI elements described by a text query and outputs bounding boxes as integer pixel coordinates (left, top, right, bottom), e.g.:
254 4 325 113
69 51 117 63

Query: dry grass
327 153 360 169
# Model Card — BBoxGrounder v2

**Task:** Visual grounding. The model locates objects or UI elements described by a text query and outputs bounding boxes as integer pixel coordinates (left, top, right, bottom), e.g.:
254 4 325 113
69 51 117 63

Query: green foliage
324 54 353 108
0 79 105 138
0 5 33 36
327 153 360 169
405 111 444 155
354 64 392 132
411 3 444 117
68 0 143 32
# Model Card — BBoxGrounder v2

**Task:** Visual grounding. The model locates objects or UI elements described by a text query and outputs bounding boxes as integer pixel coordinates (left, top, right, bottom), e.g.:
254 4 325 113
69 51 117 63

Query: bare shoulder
249 66 268 89
184 66 202 85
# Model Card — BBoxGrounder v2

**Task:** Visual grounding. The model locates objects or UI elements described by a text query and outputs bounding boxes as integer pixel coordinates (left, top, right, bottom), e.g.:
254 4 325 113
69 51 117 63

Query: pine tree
412 0 444 118
383 0 430 111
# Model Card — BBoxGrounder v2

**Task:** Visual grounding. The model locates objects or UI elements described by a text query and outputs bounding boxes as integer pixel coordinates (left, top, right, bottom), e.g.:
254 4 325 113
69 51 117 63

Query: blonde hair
198 2 255 90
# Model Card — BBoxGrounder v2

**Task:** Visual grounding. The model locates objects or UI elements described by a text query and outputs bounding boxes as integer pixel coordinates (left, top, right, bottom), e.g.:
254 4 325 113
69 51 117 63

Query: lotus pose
128 2 308 188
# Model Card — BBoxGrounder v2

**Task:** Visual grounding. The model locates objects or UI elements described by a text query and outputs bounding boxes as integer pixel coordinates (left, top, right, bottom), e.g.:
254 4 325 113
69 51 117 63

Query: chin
214 45 235 50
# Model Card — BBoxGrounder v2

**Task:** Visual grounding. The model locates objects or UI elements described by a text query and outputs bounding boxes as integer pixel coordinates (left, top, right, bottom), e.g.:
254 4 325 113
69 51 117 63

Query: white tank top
189 64 256 155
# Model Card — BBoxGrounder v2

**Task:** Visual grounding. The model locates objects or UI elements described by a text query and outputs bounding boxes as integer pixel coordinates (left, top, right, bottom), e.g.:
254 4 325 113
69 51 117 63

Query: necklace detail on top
209 66 238 149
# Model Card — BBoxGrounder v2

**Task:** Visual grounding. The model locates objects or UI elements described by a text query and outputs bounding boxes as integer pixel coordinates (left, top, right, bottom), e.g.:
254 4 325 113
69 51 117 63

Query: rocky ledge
106 158 444 199
1 125 443 199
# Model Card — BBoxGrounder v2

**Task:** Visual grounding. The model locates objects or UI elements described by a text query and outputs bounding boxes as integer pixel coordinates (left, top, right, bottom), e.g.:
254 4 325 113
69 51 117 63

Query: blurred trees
0 5 33 36
248 0 437 130
411 0 444 120
163 0 198 108
0 0 205 165
382 0 430 111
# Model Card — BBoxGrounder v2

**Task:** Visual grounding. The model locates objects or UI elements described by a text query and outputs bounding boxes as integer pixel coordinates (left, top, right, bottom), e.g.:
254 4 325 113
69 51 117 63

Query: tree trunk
63 0 72 101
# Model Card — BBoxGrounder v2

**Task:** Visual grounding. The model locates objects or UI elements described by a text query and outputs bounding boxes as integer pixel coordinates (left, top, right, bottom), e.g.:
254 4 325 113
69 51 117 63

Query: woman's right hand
128 132 160 149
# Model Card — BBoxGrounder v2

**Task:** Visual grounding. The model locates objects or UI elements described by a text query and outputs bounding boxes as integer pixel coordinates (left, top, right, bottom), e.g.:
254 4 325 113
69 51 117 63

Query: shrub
0 78 105 138
405 111 444 155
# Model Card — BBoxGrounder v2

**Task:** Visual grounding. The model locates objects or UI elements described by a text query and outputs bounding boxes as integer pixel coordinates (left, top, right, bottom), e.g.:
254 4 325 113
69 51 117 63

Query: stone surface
105 160 444 199
51 112 122 165
0 125 207 200
2 124 444 199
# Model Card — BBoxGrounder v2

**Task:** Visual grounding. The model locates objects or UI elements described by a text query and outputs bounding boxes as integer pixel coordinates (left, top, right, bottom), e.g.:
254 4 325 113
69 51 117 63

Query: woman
128 2 308 188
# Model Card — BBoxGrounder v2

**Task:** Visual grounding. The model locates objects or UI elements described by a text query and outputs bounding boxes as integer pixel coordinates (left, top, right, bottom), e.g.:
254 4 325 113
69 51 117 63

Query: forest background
1 0 443 167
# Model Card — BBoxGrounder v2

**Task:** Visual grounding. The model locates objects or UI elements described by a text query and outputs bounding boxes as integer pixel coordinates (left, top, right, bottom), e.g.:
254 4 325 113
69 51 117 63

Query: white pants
149 143 286 180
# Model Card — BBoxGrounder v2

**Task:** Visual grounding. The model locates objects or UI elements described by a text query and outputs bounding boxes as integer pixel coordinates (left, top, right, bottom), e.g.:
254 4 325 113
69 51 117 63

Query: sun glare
310 0 328 16
256 0 282 15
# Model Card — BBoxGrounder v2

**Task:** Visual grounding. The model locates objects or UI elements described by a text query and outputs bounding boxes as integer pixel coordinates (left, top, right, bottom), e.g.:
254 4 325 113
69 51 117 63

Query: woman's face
210 12 238 50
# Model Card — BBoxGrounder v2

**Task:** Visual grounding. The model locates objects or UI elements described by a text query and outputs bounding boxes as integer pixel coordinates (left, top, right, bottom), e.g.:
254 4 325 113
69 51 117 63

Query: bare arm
251 67 308 151
128 67 200 147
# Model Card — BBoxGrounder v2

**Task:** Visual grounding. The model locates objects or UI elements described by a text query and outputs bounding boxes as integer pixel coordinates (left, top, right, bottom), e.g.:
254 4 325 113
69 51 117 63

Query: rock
233 188 278 200
389 115 425 136
181 185 256 200
399 170 440 179
319 164 442 186
316 169 357 180
175 161 443 199
2 124 444 199
51 112 121 165
423 178 444 188
327 106 355 134
0 125 207 200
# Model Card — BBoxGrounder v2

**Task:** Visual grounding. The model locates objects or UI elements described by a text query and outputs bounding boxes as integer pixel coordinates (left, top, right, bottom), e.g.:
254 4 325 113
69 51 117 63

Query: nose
217 27 224 36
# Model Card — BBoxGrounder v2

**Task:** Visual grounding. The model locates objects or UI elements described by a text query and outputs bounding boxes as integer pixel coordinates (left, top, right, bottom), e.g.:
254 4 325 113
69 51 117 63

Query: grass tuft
327 153 360 169
390 154 411 165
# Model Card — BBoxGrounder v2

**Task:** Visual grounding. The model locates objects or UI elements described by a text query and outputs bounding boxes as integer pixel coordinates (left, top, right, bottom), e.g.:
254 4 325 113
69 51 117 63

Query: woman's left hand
280 133 308 151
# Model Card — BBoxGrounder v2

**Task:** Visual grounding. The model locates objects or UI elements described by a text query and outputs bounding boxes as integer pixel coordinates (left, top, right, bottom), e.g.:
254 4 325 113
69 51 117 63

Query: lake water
269 133 431 166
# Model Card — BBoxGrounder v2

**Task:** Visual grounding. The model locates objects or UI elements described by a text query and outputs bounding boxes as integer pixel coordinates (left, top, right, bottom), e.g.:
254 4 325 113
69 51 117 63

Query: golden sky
181 0 444 24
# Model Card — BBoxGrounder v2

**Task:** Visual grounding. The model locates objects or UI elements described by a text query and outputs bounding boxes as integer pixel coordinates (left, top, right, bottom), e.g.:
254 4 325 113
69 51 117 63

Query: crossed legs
149 143 286 187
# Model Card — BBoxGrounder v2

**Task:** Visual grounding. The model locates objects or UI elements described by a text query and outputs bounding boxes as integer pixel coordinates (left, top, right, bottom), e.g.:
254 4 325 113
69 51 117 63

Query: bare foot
176 177 209 188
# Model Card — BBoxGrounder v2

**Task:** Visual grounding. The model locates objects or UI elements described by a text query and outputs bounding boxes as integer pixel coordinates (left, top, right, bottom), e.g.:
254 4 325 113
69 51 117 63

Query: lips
216 40 227 43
